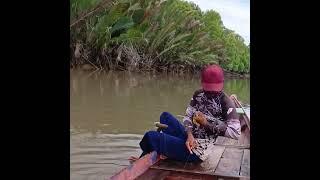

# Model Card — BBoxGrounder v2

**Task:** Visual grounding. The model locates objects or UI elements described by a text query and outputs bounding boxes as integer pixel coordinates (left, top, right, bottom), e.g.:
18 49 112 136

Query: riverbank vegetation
71 0 250 75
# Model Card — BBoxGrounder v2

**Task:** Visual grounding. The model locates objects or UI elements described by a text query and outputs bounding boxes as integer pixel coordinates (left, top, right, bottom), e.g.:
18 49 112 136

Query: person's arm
182 105 196 133
220 95 241 139
182 90 200 132
200 95 240 139
183 91 200 153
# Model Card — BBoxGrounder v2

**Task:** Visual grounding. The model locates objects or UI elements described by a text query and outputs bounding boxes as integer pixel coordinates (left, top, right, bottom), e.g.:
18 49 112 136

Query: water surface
70 69 250 179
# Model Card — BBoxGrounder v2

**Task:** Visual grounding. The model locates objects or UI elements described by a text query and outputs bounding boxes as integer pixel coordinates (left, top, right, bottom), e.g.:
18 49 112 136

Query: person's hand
193 111 208 126
185 133 198 154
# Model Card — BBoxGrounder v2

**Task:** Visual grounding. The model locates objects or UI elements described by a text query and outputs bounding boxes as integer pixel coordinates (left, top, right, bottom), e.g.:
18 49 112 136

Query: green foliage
132 9 145 23
70 0 103 20
71 0 250 73
110 17 135 35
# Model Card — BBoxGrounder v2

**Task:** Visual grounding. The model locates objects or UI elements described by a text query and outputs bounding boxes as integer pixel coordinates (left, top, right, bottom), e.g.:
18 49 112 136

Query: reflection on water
70 69 250 179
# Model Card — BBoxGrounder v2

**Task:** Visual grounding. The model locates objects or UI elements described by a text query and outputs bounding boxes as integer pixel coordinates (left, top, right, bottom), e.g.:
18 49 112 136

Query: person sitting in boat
133 65 241 163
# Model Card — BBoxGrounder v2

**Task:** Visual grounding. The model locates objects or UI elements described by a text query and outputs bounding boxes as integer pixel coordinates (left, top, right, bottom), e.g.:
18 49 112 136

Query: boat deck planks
214 148 244 176
151 145 225 175
136 170 245 180
135 169 171 180
240 149 250 176
149 144 249 179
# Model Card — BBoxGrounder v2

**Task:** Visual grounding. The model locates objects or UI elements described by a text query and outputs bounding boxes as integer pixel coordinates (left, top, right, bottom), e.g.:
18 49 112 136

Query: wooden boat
110 95 250 180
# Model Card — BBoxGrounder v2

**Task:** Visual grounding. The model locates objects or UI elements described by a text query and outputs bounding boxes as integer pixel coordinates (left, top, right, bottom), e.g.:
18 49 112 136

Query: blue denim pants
139 112 201 162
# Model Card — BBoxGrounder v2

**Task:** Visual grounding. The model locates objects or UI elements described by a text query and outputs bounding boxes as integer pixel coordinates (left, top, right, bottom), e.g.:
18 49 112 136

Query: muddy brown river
70 69 250 180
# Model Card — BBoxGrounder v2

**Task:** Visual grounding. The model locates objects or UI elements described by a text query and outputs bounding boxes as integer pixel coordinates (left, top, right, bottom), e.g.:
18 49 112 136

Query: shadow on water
70 69 250 179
